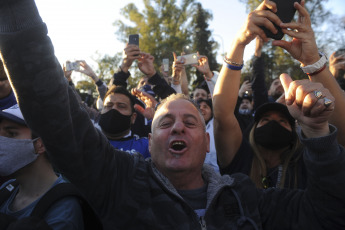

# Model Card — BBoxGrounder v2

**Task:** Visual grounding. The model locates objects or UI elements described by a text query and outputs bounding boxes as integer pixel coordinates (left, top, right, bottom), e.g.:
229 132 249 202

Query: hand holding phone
65 61 80 71
261 0 301 40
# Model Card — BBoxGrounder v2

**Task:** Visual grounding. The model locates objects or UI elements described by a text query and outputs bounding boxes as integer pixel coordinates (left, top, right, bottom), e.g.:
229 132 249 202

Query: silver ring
314 90 323 99
324 97 332 107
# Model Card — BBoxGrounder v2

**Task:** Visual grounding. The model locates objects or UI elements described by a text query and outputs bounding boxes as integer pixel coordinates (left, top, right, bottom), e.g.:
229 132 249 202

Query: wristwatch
300 52 327 74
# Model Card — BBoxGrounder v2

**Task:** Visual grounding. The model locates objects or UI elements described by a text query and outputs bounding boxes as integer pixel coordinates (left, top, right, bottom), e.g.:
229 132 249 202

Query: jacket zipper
199 216 207 230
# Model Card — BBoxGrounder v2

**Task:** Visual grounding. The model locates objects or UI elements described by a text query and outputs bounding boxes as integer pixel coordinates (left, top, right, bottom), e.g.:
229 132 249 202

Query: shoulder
43 182 84 229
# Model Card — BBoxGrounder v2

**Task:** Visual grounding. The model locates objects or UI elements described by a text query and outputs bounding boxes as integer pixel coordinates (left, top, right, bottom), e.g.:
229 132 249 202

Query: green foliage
113 0 195 71
191 3 220 88
94 52 122 85
110 0 218 90
75 80 96 94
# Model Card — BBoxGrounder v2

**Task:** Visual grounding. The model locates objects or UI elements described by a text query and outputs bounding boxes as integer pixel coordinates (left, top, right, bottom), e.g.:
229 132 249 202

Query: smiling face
199 101 212 123
149 98 210 179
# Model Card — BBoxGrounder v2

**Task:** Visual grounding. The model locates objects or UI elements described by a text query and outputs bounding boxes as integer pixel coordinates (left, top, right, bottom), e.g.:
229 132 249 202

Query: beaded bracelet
224 62 243 71
223 57 243 66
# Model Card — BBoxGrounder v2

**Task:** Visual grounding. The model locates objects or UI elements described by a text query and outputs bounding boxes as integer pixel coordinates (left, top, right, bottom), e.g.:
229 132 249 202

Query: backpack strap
0 181 19 206
30 183 103 230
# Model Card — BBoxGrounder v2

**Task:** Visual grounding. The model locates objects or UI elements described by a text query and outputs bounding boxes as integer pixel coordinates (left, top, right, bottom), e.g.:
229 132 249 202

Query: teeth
172 141 185 146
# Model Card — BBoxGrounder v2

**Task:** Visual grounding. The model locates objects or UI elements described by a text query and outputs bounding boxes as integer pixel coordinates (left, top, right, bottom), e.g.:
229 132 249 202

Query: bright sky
35 0 345 79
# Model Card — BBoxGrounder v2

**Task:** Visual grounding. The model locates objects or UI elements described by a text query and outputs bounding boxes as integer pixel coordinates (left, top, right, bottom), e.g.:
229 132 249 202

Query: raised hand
138 53 156 77
192 53 213 80
238 80 252 97
329 51 345 77
172 52 185 85
131 88 158 120
62 62 72 82
280 73 334 138
272 1 319 66
121 44 141 73
75 60 99 82
235 0 282 46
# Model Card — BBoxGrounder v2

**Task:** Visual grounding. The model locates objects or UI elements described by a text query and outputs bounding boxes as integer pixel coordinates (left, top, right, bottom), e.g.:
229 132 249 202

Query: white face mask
0 136 38 176
239 109 252 115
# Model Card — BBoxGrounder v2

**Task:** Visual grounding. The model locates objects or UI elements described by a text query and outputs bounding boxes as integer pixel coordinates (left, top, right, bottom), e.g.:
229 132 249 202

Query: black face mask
254 120 293 150
99 109 132 135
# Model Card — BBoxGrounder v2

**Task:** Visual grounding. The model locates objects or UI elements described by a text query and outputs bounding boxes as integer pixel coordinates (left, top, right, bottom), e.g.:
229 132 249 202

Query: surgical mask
0 136 38 176
99 109 132 135
239 109 252 115
254 120 293 150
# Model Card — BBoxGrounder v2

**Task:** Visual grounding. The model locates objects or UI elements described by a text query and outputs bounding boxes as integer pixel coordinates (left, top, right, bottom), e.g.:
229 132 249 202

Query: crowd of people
0 0 345 229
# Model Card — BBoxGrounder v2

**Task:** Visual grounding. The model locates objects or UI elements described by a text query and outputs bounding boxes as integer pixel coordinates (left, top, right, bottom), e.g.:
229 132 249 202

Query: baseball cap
0 104 26 126
254 102 295 127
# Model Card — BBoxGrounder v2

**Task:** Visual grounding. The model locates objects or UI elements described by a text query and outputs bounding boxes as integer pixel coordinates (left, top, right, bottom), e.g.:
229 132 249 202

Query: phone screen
261 0 301 40
163 59 169 72
128 34 139 46
177 53 198 65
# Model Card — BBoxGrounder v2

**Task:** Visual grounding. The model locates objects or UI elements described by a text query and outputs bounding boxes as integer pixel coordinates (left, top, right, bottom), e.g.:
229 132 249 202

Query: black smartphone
128 34 139 46
261 0 301 40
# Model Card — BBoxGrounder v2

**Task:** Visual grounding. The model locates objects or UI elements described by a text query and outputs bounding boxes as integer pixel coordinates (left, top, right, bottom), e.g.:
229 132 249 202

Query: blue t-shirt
0 91 17 110
109 134 150 158
0 175 84 230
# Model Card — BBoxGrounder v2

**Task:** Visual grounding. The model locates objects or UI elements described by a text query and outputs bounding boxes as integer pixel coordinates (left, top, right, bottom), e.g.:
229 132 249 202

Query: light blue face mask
0 136 38 176
238 109 252 115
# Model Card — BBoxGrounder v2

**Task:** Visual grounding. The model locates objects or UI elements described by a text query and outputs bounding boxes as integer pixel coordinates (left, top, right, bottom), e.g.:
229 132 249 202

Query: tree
191 3 219 87
239 0 337 84
113 0 196 79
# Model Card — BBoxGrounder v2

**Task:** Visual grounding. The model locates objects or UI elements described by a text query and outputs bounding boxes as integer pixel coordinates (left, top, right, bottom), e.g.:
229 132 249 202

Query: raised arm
138 53 176 99
193 54 218 97
259 73 345 229
272 1 345 146
0 0 137 219
213 0 282 168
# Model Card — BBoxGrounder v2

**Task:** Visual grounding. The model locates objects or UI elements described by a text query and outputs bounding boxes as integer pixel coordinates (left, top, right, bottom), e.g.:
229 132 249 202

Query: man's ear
34 138 45 155
131 112 137 124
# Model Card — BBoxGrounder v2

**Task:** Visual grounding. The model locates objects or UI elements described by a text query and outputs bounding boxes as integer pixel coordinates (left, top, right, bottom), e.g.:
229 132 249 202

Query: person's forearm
148 73 176 99
180 70 189 97
213 41 244 117
112 69 130 87
96 80 108 101
213 40 244 168
252 55 268 110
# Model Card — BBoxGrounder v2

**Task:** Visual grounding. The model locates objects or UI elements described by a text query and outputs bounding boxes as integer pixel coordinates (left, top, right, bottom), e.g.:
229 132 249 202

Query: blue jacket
109 134 150 158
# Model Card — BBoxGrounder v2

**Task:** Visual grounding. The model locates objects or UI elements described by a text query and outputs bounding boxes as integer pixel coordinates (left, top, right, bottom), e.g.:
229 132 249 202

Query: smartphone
163 59 169 72
65 61 80 71
261 0 301 40
128 34 139 46
177 53 199 65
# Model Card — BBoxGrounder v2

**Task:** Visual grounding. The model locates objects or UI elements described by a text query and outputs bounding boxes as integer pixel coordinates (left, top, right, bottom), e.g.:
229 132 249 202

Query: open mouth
170 141 187 151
